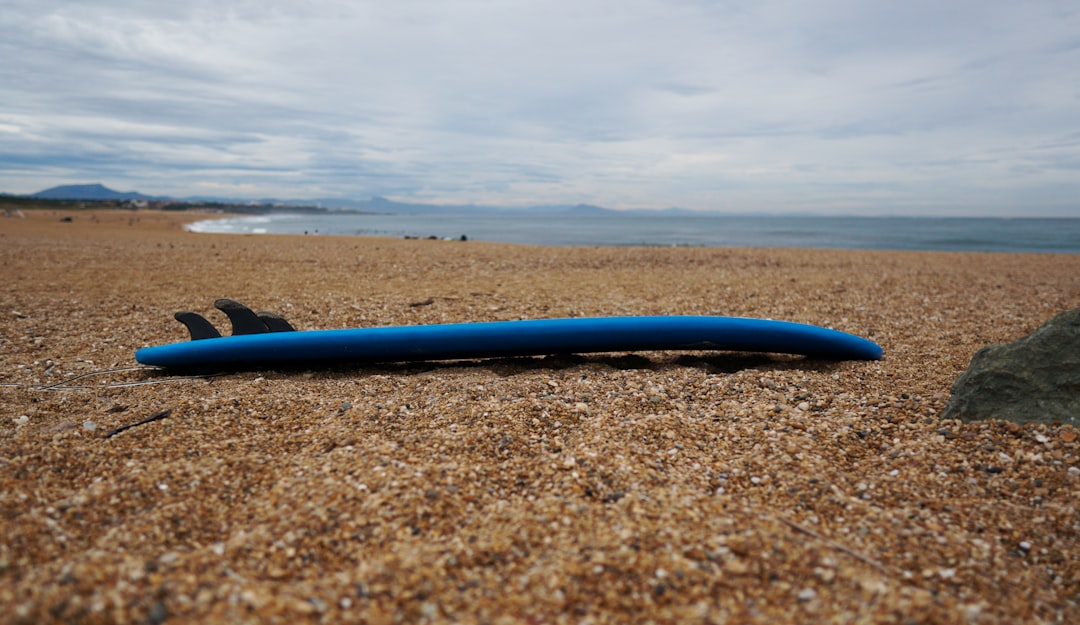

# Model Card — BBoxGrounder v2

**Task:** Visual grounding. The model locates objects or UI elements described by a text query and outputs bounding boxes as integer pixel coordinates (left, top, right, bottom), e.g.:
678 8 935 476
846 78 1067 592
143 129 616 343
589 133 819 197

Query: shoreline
179 209 1080 254
3 209 1079 623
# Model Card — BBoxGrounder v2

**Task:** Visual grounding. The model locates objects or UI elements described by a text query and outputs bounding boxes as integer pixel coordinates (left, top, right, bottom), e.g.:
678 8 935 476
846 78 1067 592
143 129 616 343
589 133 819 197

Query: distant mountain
525 203 615 216
30 183 155 201
288 196 497 214
21 184 708 216
291 197 626 216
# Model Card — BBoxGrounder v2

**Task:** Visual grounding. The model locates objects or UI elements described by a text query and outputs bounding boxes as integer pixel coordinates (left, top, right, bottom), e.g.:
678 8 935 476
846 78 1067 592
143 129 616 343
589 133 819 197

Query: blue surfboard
136 300 882 369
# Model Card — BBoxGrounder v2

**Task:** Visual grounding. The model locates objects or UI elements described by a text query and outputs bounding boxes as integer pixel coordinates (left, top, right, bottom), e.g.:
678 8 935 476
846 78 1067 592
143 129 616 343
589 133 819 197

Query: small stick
105 409 172 439
775 516 888 574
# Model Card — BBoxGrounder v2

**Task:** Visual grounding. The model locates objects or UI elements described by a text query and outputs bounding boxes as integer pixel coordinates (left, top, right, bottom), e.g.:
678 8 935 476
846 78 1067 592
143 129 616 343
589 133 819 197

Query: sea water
187 212 1080 254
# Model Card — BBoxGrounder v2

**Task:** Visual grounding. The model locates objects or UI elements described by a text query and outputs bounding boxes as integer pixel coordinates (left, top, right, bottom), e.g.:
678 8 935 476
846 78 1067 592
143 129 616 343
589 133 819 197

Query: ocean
186 212 1080 254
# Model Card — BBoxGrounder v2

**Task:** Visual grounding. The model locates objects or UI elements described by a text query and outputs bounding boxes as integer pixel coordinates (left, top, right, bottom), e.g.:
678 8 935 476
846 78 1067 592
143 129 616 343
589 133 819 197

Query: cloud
1 0 1078 214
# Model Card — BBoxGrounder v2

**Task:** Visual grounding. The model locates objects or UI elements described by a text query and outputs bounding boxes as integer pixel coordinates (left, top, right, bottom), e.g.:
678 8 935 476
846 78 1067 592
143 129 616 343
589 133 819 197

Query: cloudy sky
2 0 1078 215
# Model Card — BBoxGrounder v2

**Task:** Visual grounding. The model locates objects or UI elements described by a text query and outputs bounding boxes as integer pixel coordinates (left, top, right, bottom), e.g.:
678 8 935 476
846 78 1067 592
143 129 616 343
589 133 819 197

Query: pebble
82 421 97 431
147 601 167 625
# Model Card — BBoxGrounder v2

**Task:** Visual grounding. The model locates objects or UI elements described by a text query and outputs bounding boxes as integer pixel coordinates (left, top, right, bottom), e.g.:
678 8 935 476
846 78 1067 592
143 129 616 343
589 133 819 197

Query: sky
1 0 1078 216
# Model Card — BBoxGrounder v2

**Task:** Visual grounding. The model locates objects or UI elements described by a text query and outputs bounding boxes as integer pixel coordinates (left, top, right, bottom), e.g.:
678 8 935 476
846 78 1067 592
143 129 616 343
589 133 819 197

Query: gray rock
942 307 1080 425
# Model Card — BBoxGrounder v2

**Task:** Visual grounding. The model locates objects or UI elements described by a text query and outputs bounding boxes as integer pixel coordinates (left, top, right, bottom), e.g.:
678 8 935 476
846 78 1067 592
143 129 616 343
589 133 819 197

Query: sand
1 209 1078 624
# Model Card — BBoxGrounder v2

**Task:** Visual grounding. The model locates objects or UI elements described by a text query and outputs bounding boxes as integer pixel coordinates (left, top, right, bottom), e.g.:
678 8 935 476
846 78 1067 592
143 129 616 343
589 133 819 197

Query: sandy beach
2 209 1078 624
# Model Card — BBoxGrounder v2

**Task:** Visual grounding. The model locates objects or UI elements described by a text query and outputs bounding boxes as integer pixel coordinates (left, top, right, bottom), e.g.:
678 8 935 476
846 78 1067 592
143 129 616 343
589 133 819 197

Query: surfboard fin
256 310 296 333
171 299 297 341
174 311 222 341
213 298 270 335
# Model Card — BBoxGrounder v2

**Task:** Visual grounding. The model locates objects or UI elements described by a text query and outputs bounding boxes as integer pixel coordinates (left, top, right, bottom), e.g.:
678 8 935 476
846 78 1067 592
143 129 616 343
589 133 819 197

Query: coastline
2 209 1079 623
182 210 1080 253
